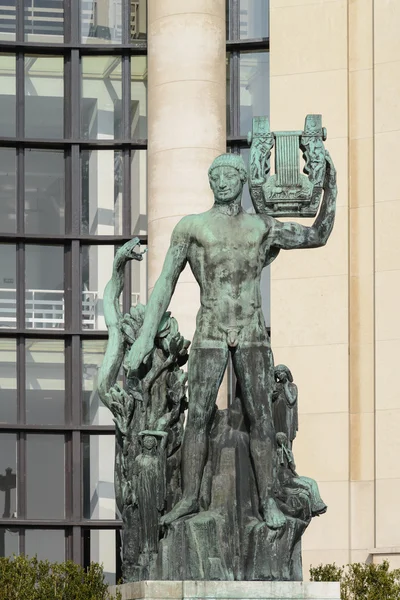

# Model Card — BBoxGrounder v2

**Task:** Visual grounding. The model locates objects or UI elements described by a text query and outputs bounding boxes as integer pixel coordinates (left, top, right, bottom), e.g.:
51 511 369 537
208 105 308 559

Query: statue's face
209 166 243 204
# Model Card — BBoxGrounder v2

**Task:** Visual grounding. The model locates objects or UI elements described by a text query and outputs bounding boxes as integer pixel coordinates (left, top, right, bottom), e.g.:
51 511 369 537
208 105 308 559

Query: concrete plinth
108 581 340 600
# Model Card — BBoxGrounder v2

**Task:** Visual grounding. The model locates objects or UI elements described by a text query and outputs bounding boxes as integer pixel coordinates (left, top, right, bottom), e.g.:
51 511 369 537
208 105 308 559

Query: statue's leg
160 345 229 526
232 344 286 529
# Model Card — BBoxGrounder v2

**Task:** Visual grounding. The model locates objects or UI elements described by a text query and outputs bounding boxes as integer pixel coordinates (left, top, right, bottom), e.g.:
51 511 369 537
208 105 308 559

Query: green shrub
310 560 400 600
0 555 121 600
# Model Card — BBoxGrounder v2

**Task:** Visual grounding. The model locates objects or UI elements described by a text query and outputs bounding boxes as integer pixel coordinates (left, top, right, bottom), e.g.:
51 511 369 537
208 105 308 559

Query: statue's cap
208 153 247 181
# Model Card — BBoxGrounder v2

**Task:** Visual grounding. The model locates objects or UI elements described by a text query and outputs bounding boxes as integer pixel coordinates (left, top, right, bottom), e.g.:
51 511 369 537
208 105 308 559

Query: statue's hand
125 334 154 375
324 150 337 189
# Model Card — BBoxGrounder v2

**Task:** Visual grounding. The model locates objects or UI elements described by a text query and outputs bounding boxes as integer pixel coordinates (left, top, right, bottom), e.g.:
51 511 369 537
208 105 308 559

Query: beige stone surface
303 549 350 581
271 275 348 348
374 0 400 65
349 137 374 208
376 410 400 480
149 0 225 22
272 343 348 415
374 130 400 203
295 413 348 482
375 270 400 341
302 481 349 550
349 207 374 275
350 412 374 482
349 343 374 414
348 0 373 71
372 552 400 568
374 60 400 134
350 481 375 550
349 275 374 346
374 200 400 272
376 478 400 548
270 1 347 76
349 69 373 140
376 340 400 410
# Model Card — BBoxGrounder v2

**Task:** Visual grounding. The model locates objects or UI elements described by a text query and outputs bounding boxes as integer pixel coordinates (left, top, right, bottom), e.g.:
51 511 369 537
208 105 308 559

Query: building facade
0 0 399 584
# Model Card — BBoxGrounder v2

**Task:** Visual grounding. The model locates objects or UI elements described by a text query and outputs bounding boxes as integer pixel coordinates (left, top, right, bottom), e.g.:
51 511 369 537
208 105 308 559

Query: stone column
147 1 227 404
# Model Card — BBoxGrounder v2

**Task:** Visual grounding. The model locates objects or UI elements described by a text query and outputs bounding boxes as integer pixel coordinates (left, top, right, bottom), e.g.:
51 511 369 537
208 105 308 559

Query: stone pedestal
108 580 340 600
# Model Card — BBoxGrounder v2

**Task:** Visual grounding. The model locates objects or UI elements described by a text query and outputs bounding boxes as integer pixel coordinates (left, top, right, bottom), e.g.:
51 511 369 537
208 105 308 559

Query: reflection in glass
0 528 18 556
131 57 147 138
27 434 65 519
25 56 64 139
81 56 122 140
25 149 65 234
0 4 15 40
83 529 120 585
81 245 114 330
130 0 146 40
81 150 122 235
26 340 65 425
0 244 16 328
0 149 16 232
131 243 147 307
83 435 116 520
81 0 122 44
239 0 269 39
82 340 114 425
131 150 147 234
239 51 269 136
0 340 17 423
226 53 231 135
25 245 64 329
0 434 17 519
25 529 65 562
0 54 16 136
25 0 64 43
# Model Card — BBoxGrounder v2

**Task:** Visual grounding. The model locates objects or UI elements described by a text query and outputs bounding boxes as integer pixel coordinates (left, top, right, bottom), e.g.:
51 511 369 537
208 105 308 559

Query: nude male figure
126 152 337 529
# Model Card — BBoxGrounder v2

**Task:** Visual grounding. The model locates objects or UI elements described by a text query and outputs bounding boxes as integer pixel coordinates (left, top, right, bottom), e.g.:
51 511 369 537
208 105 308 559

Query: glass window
0 54 16 136
25 529 65 562
131 56 147 139
82 340 114 426
83 434 116 520
81 56 122 140
239 51 269 136
239 0 269 39
0 244 16 328
81 150 123 235
226 53 231 135
26 340 65 425
81 245 113 330
0 528 19 556
25 0 64 43
25 55 64 139
25 245 64 329
0 339 17 423
130 0 146 41
81 0 122 44
0 148 16 233
131 243 147 307
25 149 65 235
131 150 147 235
83 529 120 585
0 434 17 519
0 3 15 41
26 434 65 519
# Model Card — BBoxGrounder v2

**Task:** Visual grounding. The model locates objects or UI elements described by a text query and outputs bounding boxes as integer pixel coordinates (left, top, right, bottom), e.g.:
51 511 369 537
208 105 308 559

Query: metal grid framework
0 0 147 573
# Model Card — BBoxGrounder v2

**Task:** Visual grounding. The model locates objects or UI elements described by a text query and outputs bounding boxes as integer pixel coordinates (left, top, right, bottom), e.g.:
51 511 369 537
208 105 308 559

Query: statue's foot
312 502 328 517
160 497 199 528
261 497 286 530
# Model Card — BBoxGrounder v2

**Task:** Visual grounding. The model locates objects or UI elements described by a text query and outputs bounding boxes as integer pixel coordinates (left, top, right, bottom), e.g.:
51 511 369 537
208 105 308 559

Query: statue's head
274 364 293 384
276 432 288 447
208 153 247 204
142 435 157 452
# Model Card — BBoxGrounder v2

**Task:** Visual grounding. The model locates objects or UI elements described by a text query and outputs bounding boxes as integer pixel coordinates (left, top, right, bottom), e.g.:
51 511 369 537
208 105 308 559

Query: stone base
108 581 340 600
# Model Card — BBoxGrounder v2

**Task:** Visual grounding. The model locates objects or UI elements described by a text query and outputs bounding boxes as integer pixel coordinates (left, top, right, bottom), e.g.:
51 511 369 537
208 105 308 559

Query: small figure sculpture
272 365 298 449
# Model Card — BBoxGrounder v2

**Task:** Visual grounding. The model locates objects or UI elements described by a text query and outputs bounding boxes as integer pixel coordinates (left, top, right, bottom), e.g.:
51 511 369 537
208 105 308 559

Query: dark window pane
0 54 16 136
130 0 146 40
0 340 17 423
0 244 16 328
81 150 123 235
226 53 231 135
81 56 122 140
239 51 269 136
25 245 64 329
25 529 65 562
25 149 65 235
131 56 147 138
239 0 269 39
26 340 65 425
131 150 147 235
0 528 19 557
25 0 64 42
83 529 120 585
82 340 114 425
0 148 16 233
83 434 116 520
0 434 17 519
0 3 16 40
25 56 64 139
26 434 65 519
81 0 122 44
